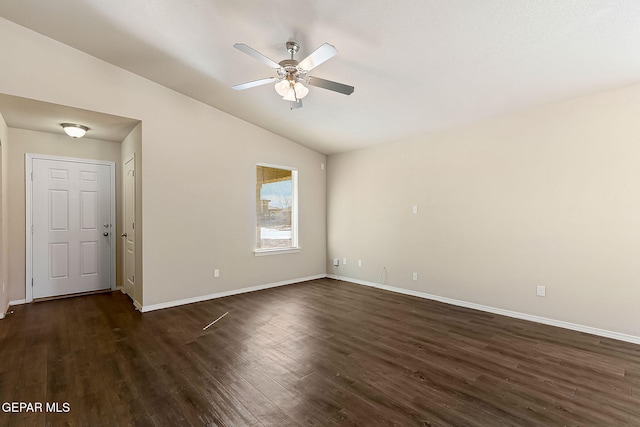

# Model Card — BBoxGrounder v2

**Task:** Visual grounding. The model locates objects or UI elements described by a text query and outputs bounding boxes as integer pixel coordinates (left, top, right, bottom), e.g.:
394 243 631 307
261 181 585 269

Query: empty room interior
1 1 640 425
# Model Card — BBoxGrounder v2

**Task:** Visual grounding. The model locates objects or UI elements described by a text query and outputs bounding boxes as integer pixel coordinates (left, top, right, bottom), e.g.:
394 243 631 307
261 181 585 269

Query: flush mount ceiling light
232 41 354 109
61 123 89 138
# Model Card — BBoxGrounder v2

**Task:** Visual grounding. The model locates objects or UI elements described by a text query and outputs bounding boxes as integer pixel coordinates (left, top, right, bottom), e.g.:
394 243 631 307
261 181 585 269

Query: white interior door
30 156 114 299
123 156 135 299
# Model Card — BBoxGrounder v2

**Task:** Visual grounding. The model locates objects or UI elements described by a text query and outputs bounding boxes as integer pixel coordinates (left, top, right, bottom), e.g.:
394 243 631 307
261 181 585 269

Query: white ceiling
1 1 640 154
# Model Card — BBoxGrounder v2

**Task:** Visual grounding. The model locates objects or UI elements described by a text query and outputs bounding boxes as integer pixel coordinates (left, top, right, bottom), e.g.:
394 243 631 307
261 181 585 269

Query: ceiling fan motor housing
278 59 306 82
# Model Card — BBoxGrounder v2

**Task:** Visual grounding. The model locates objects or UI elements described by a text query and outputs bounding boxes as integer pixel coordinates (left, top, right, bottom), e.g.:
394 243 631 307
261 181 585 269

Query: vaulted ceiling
1 1 640 154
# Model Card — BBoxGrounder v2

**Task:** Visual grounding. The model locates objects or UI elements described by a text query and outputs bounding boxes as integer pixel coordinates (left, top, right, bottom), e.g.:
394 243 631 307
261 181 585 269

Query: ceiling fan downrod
286 41 299 59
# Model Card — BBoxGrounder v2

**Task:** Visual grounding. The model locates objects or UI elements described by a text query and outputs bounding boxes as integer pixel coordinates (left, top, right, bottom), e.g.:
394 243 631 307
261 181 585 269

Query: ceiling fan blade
298 43 338 71
233 43 281 69
307 76 354 95
232 77 278 91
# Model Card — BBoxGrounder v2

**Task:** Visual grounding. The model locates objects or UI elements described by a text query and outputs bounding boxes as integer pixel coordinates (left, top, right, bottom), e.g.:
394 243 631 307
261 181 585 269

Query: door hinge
31 225 34 234
132 222 135 229
132 275 135 283
31 172 33 181
31 278 33 287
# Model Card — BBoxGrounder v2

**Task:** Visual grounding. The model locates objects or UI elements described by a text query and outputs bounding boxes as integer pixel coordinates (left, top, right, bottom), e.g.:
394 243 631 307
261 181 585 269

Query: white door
31 156 114 299
123 156 135 299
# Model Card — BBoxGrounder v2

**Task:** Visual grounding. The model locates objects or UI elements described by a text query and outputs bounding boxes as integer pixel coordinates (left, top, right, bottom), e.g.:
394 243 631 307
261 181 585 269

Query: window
255 165 298 253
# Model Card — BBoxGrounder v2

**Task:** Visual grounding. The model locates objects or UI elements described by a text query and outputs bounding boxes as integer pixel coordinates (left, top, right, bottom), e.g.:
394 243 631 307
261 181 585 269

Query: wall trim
9 299 27 306
0 302 9 319
327 274 640 345
140 274 326 313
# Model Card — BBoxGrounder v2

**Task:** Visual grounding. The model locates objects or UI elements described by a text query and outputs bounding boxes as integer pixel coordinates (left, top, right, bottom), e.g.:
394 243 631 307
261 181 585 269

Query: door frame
25 153 116 302
122 154 135 300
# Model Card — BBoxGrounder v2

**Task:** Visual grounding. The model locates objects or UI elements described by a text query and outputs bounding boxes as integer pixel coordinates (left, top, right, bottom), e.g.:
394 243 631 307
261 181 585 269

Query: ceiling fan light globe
283 87 297 102
294 82 309 99
275 80 290 96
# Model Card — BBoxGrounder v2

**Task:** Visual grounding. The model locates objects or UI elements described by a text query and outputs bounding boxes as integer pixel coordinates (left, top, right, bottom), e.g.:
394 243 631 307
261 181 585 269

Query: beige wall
121 123 143 305
328 83 640 337
0 113 8 316
6 128 122 302
0 18 326 308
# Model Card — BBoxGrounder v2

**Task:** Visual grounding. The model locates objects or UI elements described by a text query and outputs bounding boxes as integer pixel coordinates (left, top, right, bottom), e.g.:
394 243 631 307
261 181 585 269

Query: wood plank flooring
1 278 640 426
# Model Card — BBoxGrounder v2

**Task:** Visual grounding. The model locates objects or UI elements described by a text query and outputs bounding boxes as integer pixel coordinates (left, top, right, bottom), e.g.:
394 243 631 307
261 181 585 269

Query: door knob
121 233 127 237
103 232 109 237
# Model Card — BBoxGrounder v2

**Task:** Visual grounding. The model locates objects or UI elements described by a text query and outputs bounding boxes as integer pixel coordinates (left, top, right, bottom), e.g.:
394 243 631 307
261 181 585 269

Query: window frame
254 163 299 256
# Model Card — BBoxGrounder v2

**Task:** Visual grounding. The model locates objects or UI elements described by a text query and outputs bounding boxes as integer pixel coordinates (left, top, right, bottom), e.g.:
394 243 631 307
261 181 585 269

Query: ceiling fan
232 41 354 109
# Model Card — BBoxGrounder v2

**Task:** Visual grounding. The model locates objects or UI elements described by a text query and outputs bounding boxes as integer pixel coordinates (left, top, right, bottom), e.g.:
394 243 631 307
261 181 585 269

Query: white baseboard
140 274 327 313
2 299 25 319
327 274 640 345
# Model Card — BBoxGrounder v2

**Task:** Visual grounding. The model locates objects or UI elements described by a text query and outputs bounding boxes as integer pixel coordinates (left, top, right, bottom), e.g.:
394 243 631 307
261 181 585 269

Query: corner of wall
0 112 9 316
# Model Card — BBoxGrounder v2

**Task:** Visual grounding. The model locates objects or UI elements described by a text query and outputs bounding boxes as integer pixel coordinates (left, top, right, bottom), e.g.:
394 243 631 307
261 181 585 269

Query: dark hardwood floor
1 278 639 426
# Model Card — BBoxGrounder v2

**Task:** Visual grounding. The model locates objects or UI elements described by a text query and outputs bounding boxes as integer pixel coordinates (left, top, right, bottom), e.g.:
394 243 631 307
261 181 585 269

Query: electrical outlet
412 272 418 281
321 163 325 170
343 258 347 265
412 205 418 214
333 258 339 267
536 285 545 297
358 260 362 267
214 269 220 278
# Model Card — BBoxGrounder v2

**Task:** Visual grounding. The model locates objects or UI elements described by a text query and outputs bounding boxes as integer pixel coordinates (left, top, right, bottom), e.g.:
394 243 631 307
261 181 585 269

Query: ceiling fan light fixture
274 80 290 96
282 87 297 102
61 123 89 138
293 82 309 99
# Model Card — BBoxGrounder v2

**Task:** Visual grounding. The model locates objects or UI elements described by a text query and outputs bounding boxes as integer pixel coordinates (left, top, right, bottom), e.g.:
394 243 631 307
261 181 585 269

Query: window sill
254 248 301 256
